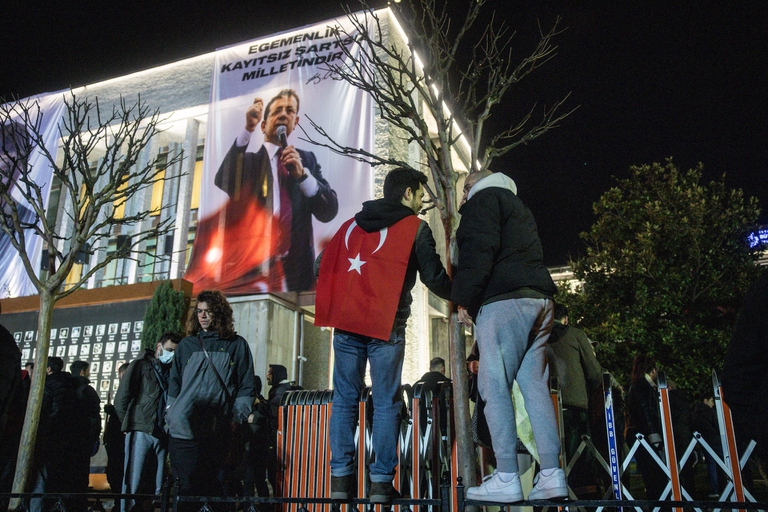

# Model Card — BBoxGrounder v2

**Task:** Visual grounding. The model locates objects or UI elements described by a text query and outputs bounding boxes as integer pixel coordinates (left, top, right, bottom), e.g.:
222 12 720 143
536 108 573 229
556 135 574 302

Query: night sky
1 1 766 266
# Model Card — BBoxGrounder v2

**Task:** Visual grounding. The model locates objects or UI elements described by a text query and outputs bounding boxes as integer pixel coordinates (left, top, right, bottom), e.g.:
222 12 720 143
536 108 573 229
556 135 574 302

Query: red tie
276 149 292 255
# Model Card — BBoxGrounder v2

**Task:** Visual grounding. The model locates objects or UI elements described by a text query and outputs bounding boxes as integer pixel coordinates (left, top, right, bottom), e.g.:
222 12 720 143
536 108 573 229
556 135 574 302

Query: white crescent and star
343 221 388 274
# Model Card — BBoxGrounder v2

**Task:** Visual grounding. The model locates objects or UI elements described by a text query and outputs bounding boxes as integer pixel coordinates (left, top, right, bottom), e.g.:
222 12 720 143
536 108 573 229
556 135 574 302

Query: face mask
158 350 174 364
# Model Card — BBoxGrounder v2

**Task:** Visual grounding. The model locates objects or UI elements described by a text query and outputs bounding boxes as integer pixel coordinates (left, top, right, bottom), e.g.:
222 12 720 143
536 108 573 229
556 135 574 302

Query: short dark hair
25 362 34 369
429 357 446 371
631 354 656 383
158 331 182 347
554 304 568 321
264 89 300 119
186 290 236 339
70 360 89 376
47 357 64 374
383 168 427 202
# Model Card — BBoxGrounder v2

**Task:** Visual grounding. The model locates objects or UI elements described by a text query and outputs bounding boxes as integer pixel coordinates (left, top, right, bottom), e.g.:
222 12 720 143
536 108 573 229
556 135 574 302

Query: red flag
184 196 284 295
315 215 421 340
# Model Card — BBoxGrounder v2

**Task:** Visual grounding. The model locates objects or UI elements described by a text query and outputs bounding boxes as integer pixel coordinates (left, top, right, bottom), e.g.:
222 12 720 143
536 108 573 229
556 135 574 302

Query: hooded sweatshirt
452 173 556 318
353 199 452 335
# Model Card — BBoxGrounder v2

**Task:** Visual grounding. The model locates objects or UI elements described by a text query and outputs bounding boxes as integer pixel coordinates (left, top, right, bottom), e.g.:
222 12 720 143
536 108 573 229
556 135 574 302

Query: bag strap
196 334 235 407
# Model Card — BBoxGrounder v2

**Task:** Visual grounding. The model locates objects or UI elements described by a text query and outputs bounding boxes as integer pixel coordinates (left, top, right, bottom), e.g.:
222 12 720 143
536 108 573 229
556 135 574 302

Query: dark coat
627 376 661 438
167 330 254 440
114 348 169 436
73 375 102 454
451 175 556 318
722 270 768 458
547 322 602 410
38 371 79 458
0 323 21 434
215 143 338 291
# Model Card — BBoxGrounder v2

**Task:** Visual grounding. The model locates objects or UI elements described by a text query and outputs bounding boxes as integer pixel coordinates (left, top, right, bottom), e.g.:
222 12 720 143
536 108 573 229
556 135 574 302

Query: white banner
186 14 375 294
1 93 66 298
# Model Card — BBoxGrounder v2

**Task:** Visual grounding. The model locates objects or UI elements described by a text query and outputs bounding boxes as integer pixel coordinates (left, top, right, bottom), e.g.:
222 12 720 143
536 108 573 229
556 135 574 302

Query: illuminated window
65 263 82 291
150 169 166 215
113 181 128 219
190 159 203 210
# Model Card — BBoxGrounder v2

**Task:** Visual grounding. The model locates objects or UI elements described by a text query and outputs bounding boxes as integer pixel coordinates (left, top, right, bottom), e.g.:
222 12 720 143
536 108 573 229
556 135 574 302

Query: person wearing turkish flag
452 170 566 503
315 168 451 504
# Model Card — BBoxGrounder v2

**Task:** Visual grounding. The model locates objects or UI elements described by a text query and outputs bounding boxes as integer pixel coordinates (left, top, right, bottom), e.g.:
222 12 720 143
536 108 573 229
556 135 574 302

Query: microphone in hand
276 125 288 149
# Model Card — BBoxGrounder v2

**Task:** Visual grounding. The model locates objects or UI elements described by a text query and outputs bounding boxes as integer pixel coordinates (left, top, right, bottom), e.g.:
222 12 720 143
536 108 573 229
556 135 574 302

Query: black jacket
451 174 556 318
115 348 170 437
73 375 102 453
354 199 452 335
627 376 661 438
38 371 79 458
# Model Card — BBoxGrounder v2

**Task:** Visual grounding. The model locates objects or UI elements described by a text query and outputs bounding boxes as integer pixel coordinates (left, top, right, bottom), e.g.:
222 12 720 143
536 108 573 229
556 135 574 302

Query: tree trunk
9 289 55 509
441 199 476 492
449 311 476 491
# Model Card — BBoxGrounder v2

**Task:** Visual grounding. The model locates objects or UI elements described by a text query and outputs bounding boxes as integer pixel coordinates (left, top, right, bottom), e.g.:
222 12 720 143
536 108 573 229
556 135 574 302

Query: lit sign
747 226 768 248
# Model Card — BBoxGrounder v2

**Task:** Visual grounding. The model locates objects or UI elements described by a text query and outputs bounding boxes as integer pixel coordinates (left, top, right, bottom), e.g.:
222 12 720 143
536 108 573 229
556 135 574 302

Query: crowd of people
1 168 766 510
0 292 295 511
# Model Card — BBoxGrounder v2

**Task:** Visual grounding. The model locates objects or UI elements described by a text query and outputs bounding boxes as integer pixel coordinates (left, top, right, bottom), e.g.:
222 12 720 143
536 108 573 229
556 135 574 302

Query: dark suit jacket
215 142 338 291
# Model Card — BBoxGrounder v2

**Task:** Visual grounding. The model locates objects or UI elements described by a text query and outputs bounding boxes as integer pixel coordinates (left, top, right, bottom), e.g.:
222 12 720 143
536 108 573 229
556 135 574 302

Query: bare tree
305 1 575 487
0 92 181 502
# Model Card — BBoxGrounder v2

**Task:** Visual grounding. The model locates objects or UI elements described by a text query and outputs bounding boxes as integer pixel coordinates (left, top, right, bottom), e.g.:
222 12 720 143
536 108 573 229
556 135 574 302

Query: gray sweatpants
476 298 560 473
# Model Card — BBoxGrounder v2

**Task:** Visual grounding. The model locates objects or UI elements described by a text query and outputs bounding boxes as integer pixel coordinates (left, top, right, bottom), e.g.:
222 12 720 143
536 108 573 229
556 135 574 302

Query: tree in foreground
560 160 761 397
308 0 575 485
140 280 188 350
0 92 181 500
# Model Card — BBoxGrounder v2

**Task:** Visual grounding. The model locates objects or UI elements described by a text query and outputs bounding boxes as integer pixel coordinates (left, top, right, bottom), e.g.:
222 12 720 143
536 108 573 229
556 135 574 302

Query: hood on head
467 172 517 202
354 199 414 232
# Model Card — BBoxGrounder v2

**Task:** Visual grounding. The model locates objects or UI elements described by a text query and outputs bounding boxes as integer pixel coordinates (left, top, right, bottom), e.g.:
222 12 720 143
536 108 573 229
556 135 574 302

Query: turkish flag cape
315 215 421 340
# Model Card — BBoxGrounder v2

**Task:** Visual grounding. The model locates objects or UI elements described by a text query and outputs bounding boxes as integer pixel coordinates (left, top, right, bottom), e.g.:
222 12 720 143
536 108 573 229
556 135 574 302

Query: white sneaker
528 468 568 500
466 471 523 503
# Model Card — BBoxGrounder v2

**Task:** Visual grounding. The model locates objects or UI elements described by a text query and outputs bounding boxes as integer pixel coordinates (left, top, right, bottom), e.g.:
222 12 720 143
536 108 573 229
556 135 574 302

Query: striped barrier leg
657 372 684 511
602 373 624 507
713 370 756 509
412 386 422 512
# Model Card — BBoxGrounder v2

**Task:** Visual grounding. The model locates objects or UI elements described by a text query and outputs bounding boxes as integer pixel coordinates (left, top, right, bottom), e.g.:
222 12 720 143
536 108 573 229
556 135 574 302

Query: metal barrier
5 371 767 512
555 369 766 512
277 382 457 512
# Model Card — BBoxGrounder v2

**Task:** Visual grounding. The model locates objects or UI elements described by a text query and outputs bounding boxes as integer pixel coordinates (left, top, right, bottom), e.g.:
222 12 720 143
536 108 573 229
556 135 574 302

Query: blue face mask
158 350 174 364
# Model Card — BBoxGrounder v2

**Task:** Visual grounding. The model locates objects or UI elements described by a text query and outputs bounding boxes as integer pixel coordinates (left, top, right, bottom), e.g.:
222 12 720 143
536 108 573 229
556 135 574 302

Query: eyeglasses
194 309 211 317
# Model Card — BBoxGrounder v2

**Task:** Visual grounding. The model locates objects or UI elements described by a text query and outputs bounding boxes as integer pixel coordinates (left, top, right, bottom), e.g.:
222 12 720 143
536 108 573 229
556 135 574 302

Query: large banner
185 15 375 295
1 94 65 298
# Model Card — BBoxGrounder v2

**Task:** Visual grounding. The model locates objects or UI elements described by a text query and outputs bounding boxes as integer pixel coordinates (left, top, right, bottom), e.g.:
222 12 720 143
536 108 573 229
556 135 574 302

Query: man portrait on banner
213 89 338 292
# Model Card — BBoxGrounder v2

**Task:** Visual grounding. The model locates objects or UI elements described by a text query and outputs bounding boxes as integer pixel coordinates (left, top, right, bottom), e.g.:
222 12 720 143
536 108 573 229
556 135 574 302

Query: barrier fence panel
4 369 768 512
277 384 453 512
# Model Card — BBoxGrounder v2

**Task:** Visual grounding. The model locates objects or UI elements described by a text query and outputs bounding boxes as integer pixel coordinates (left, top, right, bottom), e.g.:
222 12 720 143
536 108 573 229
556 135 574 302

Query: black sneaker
369 482 401 504
331 474 355 500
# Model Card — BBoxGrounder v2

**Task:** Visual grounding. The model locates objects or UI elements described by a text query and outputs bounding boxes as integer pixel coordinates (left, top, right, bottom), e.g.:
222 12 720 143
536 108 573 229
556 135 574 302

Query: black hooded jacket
452 175 556 318
353 199 452 335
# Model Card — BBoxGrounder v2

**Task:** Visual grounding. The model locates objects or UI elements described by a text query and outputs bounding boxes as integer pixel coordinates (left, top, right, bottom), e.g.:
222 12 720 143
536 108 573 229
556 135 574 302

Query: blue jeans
329 330 405 483
122 431 167 512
